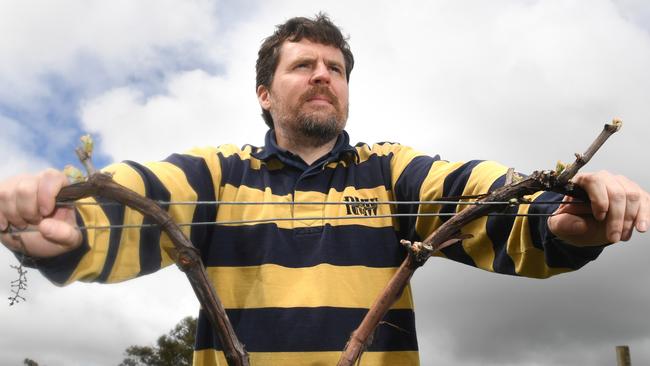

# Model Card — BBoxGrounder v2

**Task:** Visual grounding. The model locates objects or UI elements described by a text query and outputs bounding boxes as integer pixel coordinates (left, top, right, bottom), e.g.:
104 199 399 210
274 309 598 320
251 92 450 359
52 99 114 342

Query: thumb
39 218 82 248
547 213 608 246
548 213 589 236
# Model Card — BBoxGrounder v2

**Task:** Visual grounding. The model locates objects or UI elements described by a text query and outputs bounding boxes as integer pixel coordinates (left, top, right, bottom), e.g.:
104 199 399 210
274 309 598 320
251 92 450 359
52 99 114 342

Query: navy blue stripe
164 153 217 253
485 174 517 275
528 191 603 270
295 153 394 193
440 160 484 224
204 224 405 268
394 155 440 202
394 155 440 241
527 191 563 252
436 160 484 267
125 161 169 276
96 196 125 282
218 152 395 196
219 153 298 196
194 307 418 352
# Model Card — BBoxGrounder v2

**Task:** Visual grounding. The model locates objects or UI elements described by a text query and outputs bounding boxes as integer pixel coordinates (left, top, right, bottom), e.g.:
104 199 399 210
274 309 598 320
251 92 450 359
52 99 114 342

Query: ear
257 85 271 110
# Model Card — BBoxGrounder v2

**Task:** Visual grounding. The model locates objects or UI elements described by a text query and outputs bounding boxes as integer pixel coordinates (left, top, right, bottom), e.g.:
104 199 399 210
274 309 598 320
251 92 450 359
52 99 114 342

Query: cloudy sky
1 0 649 365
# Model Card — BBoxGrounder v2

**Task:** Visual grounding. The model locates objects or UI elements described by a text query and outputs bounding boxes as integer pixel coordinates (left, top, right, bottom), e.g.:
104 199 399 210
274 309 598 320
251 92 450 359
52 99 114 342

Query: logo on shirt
344 196 379 216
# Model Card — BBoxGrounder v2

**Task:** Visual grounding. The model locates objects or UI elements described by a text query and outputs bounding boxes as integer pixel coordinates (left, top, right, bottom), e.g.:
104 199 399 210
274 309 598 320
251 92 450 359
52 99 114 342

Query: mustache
300 86 339 107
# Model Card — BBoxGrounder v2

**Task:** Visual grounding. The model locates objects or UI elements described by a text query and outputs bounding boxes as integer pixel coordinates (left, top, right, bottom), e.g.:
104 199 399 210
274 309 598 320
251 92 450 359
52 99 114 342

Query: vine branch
56 136 249 366
337 120 622 366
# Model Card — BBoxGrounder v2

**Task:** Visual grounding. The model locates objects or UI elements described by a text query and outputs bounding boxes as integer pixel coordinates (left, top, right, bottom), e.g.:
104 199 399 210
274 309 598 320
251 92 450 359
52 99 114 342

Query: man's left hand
547 171 649 246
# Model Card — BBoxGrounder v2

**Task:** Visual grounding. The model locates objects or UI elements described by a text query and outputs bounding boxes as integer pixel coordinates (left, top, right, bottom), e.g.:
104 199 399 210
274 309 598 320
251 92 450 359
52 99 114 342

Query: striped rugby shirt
36 130 603 366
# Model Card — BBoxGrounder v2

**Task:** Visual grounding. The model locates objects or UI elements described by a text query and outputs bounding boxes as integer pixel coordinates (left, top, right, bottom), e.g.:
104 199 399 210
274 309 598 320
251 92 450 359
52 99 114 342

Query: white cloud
341 0 650 171
80 69 266 162
0 0 221 105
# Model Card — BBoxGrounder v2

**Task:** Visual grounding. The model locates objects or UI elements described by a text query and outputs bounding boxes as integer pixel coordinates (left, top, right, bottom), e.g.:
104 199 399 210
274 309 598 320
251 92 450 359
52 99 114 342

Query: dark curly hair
255 13 354 128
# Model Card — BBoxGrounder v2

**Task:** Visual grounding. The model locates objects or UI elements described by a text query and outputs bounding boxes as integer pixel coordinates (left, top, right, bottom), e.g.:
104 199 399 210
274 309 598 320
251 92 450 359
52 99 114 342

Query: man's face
257 39 349 147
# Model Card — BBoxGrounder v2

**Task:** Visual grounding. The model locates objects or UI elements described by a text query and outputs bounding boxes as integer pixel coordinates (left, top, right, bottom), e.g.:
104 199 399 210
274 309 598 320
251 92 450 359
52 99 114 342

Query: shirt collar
252 129 359 166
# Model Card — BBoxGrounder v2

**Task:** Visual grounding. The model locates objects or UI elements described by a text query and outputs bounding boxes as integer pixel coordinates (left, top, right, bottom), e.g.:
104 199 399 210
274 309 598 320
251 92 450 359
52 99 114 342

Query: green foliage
23 359 39 366
119 316 197 366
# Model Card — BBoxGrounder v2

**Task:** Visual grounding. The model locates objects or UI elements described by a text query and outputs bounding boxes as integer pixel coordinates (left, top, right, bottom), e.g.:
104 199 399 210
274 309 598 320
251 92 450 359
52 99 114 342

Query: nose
309 61 331 85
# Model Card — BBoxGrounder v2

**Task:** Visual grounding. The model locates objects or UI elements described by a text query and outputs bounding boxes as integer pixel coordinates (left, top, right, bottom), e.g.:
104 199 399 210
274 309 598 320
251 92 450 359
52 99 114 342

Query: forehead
277 39 345 65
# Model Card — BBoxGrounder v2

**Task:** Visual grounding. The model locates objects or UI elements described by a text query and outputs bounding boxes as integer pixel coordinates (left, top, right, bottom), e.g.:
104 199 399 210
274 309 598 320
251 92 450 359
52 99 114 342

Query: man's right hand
0 169 82 258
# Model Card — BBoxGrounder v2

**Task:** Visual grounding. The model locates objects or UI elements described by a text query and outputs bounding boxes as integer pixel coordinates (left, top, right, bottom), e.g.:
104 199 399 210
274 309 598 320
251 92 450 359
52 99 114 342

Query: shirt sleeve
391 146 604 279
31 146 223 286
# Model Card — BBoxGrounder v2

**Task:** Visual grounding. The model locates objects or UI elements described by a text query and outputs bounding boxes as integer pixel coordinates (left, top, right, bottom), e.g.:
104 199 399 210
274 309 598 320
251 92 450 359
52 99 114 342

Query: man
0 14 648 366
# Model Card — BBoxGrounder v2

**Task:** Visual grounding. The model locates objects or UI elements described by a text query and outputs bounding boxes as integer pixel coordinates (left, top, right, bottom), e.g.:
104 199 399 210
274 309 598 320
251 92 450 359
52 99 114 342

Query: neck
274 129 338 165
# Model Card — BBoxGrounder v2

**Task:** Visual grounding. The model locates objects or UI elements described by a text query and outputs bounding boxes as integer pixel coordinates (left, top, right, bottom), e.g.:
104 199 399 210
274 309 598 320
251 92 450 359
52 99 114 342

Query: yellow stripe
460 217 494 271
70 163 146 283
74 161 201 283
415 160 465 241
69 196 111 284
356 143 424 190
217 185 396 229
456 161 509 272
507 191 571 278
106 164 146 282
295 188 395 228
144 161 198 267
324 159 351 169
194 349 420 366
217 184 292 226
207 263 413 310
214 144 264 170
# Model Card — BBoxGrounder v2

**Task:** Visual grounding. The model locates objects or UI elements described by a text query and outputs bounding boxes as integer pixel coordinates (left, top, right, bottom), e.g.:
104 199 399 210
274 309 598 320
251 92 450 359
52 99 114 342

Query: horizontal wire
6 211 561 234
8 198 586 235
58 199 585 208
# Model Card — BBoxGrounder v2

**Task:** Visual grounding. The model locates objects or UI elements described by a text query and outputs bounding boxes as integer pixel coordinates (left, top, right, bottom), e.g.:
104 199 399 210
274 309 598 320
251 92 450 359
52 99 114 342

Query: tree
119 316 196 366
23 359 39 366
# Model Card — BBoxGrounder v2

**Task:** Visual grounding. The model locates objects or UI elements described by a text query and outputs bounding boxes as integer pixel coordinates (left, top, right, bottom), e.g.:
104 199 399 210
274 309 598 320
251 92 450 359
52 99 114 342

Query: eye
328 64 345 75
329 65 343 74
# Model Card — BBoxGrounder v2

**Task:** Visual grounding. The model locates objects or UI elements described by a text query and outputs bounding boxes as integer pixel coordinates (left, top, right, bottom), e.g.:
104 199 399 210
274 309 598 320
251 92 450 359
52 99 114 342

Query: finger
547 213 608 246
554 197 592 216
38 168 68 217
575 171 626 243
0 177 24 230
548 213 588 237
573 173 609 221
636 193 649 233
618 176 642 241
38 218 82 249
0 230 25 252
0 216 6 232
0 183 28 230
0 188 8 231
15 177 42 225
0 230 68 258
604 178 626 243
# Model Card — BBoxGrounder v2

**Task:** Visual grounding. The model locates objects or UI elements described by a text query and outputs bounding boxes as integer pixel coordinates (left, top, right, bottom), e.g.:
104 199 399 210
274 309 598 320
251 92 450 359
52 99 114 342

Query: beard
294 112 343 147
272 86 348 148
